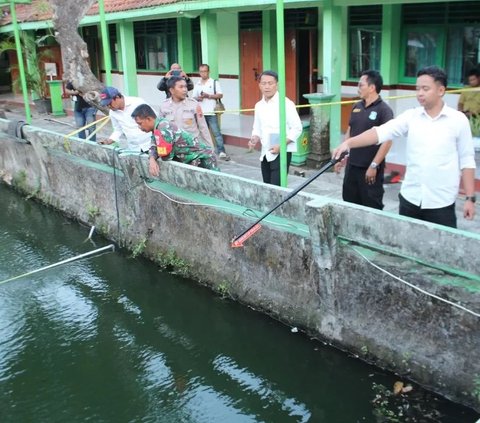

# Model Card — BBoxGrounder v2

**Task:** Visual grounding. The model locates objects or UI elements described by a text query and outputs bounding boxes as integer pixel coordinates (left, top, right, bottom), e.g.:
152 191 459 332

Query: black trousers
261 153 292 186
399 193 457 228
342 164 384 210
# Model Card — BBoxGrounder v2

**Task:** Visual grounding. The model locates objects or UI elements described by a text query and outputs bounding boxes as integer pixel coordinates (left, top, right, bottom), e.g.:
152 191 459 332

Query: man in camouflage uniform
131 104 219 177
158 76 214 148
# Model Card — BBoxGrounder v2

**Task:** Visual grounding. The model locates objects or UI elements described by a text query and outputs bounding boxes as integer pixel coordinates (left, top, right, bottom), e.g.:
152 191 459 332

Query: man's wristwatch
369 162 378 169
465 195 476 203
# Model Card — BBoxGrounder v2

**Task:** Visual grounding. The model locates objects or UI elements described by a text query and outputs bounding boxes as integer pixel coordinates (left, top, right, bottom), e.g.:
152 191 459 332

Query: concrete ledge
0 120 479 412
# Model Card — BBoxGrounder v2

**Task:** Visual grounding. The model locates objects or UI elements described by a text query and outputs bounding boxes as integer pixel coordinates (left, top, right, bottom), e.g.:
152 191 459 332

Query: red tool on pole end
230 152 348 248
231 224 262 248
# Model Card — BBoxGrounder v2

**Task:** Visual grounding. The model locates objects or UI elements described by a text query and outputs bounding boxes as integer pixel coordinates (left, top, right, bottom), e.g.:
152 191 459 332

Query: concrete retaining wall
1 119 479 411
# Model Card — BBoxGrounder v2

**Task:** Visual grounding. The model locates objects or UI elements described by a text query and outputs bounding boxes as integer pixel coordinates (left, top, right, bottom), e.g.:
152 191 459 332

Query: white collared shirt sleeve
456 113 476 170
252 102 262 138
109 112 124 142
375 109 412 143
214 80 223 95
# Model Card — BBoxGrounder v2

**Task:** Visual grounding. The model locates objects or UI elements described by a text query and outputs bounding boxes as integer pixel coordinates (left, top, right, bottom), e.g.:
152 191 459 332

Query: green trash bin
47 80 66 117
291 121 310 166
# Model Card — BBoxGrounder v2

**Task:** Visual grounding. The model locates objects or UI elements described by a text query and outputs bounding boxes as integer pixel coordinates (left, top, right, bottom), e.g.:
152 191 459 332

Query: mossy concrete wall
0 120 479 411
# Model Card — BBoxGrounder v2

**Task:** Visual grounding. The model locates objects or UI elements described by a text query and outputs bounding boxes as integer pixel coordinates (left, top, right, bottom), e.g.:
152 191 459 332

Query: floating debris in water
393 381 414 395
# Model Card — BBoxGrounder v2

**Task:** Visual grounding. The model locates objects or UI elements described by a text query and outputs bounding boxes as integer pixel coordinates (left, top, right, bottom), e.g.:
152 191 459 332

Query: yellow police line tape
62 87 477 135
221 87 476 114
65 115 110 140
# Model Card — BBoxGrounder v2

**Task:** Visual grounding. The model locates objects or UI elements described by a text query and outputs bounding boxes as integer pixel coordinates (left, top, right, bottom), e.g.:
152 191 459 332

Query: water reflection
213 354 311 422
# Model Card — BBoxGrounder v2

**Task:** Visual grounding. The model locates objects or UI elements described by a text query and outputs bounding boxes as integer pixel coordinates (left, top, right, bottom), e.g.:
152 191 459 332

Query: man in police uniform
158 76 214 148
334 70 393 210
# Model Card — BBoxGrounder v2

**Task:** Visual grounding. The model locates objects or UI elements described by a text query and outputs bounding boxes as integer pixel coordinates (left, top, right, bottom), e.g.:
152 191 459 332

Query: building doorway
239 8 317 116
285 28 317 115
239 30 262 114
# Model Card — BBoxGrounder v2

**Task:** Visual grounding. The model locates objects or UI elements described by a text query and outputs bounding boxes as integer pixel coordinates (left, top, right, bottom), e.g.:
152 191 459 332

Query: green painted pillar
322 0 343 148
47 80 66 116
200 11 219 78
9 1 31 123
276 0 288 187
23 32 39 101
381 5 401 85
118 20 138 96
177 17 194 73
262 10 277 71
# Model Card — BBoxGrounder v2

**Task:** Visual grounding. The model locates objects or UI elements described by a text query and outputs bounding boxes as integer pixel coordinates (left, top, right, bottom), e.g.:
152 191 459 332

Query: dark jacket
157 76 194 98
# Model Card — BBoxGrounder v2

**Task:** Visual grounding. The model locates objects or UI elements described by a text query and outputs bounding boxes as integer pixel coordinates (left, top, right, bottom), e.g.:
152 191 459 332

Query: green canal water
0 184 478 423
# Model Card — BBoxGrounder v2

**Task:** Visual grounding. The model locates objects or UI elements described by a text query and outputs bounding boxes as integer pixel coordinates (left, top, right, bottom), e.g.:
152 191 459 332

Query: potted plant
25 60 51 114
0 33 54 113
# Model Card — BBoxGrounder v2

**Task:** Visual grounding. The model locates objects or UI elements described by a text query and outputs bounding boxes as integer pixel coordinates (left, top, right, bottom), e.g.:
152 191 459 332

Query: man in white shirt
332 66 476 228
97 86 151 151
248 70 303 186
192 63 230 160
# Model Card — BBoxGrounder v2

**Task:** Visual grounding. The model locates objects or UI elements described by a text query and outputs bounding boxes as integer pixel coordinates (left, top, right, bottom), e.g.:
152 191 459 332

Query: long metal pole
10 0 31 123
231 152 347 248
0 244 115 285
98 0 112 86
276 0 287 187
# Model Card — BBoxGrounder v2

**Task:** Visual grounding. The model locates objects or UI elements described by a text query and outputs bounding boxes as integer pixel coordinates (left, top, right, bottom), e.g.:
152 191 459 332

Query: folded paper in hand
269 133 280 146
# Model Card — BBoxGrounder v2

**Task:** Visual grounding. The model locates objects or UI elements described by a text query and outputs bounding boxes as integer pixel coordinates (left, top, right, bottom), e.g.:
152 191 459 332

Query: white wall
136 74 168 110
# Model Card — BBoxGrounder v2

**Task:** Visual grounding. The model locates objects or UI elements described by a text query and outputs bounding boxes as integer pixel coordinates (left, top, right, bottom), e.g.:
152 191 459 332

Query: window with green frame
79 25 101 76
348 6 382 79
107 23 117 70
133 19 177 71
399 1 480 85
191 17 202 71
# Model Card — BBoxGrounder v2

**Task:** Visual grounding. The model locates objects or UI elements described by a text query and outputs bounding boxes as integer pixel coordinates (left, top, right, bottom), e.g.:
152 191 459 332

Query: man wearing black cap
98 86 152 151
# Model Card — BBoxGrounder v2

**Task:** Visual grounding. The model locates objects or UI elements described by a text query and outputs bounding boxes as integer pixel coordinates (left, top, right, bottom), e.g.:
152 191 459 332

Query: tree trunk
49 0 108 113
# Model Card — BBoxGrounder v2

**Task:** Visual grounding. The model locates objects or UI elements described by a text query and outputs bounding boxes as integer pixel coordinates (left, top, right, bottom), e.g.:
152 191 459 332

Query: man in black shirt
157 63 194 98
65 82 97 141
335 70 393 209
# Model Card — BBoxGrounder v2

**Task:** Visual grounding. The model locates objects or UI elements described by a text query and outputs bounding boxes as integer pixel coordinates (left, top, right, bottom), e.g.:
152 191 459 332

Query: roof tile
0 0 187 25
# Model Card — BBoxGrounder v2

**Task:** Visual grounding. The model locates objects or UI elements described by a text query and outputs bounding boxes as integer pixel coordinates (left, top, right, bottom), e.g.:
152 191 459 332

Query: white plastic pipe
0 244 115 286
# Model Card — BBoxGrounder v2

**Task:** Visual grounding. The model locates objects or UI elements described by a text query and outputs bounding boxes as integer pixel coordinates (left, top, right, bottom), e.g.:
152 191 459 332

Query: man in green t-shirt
458 68 480 137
